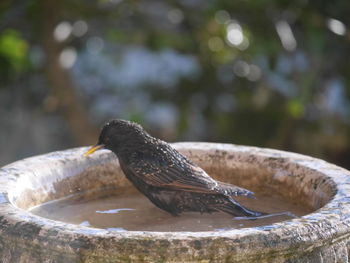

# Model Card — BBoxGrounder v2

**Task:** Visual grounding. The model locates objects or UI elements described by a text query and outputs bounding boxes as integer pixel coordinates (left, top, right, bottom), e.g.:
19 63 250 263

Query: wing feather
121 143 254 197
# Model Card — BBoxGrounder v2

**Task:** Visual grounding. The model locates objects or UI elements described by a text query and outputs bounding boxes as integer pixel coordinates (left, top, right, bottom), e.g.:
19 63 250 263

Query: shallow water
29 187 312 232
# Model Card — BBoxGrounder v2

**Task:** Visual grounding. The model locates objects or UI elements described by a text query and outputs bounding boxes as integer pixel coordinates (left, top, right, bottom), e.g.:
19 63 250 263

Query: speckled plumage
95 119 262 217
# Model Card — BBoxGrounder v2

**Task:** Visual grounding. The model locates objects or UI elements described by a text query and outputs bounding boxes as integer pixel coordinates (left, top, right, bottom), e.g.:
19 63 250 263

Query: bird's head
84 119 148 156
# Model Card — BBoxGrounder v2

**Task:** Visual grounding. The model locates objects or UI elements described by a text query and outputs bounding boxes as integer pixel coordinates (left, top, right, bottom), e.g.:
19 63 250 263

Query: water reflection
30 187 312 232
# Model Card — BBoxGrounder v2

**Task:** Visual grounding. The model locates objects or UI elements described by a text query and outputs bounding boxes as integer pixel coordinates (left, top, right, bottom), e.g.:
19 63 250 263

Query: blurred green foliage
0 29 28 82
1 0 350 169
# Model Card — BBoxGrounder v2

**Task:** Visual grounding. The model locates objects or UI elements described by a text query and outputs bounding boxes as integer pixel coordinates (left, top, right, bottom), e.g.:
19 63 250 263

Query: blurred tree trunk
40 0 98 145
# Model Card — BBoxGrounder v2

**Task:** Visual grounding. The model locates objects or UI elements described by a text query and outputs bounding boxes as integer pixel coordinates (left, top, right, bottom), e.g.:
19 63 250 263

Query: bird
84 119 263 217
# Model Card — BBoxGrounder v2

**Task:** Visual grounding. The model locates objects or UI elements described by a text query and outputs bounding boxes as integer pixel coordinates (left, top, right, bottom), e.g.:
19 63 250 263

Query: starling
84 119 262 217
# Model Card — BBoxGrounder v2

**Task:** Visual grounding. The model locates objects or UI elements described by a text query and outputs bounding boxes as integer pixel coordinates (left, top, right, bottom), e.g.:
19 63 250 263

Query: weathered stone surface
0 142 349 262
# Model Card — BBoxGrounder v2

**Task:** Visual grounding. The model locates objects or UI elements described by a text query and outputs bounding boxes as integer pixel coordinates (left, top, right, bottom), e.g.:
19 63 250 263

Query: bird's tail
210 181 265 217
215 196 264 217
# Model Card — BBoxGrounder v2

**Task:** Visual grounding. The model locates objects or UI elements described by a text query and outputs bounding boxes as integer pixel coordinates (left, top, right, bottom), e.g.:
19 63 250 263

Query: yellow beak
84 144 104 156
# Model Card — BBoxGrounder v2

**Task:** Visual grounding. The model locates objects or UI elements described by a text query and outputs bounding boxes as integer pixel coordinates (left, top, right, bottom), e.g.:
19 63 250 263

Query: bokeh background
1 0 350 169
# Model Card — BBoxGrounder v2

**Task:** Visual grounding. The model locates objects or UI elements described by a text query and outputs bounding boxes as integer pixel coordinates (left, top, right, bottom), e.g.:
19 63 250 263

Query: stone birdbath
0 142 349 262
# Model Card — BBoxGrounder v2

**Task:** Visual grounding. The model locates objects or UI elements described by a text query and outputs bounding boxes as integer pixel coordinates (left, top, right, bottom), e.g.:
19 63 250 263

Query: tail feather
199 193 263 217
149 187 264 217
217 196 263 217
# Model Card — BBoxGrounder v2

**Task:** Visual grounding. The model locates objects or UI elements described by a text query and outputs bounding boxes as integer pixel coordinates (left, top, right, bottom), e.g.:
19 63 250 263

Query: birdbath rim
0 142 349 260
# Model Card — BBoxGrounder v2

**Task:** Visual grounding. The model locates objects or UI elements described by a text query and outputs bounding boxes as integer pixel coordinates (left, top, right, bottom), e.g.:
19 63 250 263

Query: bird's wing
161 165 254 197
121 157 216 194
121 147 254 197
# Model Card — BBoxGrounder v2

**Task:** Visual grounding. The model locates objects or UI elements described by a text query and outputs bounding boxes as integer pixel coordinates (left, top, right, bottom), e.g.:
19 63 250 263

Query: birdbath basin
0 142 349 262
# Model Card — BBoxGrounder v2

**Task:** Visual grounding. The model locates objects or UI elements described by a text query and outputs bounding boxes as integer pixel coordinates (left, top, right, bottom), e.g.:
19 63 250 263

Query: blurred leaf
287 100 304 119
0 29 28 72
